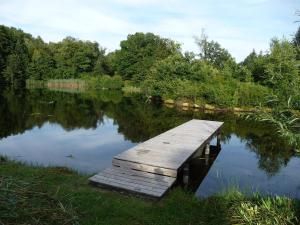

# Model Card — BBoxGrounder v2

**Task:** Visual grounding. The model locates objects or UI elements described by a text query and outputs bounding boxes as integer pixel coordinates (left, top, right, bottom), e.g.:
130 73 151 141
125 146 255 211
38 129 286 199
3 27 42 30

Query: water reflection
0 88 299 198
178 145 222 192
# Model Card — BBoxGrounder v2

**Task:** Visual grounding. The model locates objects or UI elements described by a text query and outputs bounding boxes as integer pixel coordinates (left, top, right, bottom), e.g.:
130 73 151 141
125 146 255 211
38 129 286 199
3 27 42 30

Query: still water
0 88 299 198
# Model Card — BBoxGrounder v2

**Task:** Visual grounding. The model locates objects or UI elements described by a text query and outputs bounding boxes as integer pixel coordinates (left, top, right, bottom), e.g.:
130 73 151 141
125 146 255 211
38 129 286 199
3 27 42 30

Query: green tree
294 27 300 47
147 54 191 81
0 25 32 87
27 37 55 80
294 27 300 60
51 37 101 78
195 34 235 70
190 60 219 82
242 50 268 82
3 40 29 88
114 32 180 83
93 49 115 76
0 26 11 84
263 39 298 98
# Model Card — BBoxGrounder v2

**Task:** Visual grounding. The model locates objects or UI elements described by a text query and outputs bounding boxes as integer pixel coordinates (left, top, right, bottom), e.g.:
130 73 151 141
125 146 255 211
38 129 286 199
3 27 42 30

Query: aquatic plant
247 96 300 151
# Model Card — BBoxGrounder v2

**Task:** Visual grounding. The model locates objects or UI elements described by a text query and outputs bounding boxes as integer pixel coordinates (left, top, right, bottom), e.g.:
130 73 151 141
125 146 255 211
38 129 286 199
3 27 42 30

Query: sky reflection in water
0 89 299 198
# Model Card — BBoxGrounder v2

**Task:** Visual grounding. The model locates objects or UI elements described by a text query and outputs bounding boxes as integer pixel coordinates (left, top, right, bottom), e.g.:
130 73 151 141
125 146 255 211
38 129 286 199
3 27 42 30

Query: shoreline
0 157 299 225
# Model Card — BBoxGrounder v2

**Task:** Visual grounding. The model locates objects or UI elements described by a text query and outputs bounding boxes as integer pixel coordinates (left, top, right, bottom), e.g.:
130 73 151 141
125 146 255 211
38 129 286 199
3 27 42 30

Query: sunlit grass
0 159 299 225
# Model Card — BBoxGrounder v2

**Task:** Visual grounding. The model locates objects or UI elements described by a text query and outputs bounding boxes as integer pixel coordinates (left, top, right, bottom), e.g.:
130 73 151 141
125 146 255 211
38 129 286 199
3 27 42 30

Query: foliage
263 39 299 98
0 24 299 111
294 27 300 60
26 37 55 80
83 74 123 90
234 82 271 107
242 50 268 83
0 88 298 175
114 32 180 83
195 33 236 70
294 27 300 47
143 53 271 107
49 37 102 78
229 192 298 225
0 25 111 86
0 25 29 87
247 96 300 151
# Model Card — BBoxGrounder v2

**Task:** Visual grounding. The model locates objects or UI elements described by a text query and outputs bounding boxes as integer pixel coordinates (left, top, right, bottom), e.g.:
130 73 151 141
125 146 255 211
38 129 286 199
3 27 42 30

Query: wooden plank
89 119 223 198
114 151 191 169
91 174 165 193
89 167 176 198
113 159 177 177
98 171 168 191
114 119 223 174
104 167 175 186
90 175 163 197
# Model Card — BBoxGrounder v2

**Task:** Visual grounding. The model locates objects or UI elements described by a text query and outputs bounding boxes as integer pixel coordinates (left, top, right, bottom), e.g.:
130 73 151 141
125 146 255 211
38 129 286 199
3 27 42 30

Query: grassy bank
0 158 299 225
26 76 123 91
26 78 300 114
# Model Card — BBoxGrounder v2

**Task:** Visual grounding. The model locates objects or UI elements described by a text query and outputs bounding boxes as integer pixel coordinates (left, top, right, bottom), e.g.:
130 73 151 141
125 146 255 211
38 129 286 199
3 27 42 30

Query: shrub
83 75 123 90
200 78 238 107
234 82 271 107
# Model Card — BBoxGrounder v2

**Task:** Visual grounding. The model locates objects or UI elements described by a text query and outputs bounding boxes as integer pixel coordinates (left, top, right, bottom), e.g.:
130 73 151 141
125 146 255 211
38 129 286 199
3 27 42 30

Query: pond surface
0 88 299 199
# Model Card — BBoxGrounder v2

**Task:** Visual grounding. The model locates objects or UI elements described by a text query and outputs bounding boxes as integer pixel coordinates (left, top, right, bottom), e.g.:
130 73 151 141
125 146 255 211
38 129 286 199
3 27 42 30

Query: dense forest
0 24 299 108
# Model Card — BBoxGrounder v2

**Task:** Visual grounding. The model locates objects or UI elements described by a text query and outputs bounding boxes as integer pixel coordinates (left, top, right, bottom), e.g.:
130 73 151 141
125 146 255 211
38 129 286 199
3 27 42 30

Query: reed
246 96 300 151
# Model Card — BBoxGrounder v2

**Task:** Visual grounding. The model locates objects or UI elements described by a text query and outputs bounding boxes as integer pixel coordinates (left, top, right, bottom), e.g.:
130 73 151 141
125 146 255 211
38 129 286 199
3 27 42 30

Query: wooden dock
89 119 223 198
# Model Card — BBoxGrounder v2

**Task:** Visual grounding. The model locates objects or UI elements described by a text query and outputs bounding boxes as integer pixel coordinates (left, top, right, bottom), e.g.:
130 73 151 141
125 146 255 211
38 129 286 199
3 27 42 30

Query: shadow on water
177 145 222 192
0 88 300 198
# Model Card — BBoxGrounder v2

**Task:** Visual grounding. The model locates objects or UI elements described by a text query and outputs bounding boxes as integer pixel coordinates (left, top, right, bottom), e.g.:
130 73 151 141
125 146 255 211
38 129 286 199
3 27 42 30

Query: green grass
0 159 299 225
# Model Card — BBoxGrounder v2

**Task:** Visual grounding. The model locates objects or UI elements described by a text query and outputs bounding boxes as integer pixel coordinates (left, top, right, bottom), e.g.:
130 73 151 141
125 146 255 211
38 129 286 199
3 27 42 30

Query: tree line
0 88 293 175
0 24 299 108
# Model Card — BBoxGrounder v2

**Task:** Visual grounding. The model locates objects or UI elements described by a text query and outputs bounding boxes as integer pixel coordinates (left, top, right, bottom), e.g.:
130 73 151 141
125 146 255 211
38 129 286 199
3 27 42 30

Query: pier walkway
89 119 223 198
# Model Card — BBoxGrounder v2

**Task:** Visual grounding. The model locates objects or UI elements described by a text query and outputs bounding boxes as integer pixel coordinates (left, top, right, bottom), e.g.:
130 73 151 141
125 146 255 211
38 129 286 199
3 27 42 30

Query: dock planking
89 119 223 198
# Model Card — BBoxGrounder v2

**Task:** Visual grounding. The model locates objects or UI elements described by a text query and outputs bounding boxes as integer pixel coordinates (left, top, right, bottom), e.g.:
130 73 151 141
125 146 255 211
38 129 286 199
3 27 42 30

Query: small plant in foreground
229 195 298 225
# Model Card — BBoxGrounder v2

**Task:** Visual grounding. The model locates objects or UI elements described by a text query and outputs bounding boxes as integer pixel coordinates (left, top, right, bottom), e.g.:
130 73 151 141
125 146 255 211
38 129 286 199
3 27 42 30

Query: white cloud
0 0 297 61
113 0 169 6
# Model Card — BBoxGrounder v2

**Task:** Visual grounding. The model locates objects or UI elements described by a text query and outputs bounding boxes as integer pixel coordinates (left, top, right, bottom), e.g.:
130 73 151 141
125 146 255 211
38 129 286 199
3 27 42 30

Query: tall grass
0 176 79 225
82 75 123 90
229 194 298 225
247 96 300 151
26 79 46 88
47 79 86 89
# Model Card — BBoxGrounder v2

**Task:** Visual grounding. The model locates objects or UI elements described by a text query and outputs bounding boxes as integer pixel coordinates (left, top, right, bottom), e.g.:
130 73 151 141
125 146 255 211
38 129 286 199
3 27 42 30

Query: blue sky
0 0 299 61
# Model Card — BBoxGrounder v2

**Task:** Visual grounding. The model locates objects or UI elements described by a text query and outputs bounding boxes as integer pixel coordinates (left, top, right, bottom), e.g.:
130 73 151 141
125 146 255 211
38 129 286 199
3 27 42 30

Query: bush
83 75 123 90
143 76 273 108
234 82 271 107
199 77 238 107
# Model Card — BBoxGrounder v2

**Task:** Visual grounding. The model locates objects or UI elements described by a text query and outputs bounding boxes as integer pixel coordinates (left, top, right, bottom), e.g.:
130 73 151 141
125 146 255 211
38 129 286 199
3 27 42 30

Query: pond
0 88 299 199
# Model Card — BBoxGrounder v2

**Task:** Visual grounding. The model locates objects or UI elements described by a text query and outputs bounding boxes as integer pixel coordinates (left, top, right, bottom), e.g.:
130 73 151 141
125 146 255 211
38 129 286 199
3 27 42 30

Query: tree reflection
0 88 296 176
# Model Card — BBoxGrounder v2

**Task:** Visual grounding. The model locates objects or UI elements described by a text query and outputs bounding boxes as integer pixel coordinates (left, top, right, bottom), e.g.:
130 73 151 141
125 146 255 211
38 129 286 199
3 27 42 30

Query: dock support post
217 133 221 148
205 143 210 155
205 143 210 165
183 163 189 186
